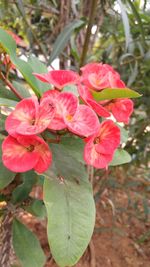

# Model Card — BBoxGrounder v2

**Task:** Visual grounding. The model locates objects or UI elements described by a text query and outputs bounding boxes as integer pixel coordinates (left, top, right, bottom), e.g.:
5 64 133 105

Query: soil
19 168 150 267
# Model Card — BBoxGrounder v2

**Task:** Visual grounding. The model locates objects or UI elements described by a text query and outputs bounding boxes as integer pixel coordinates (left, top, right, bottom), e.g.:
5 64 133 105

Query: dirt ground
20 168 150 267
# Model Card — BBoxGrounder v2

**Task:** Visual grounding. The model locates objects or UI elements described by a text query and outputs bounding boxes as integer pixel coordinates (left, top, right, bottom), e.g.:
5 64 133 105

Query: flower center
94 137 101 144
27 145 34 152
66 114 73 122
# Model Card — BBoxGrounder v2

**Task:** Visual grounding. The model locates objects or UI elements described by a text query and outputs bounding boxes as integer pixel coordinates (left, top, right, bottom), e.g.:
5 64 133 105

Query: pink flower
80 62 134 123
81 62 125 91
102 98 134 124
78 84 110 117
2 135 52 173
41 90 99 137
84 120 120 168
5 96 55 136
34 70 79 90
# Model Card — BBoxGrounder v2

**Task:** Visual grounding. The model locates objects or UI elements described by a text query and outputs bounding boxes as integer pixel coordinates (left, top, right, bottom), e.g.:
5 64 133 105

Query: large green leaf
12 219 46 267
12 81 31 98
49 19 85 63
43 137 95 266
109 149 131 166
44 176 95 267
92 88 141 101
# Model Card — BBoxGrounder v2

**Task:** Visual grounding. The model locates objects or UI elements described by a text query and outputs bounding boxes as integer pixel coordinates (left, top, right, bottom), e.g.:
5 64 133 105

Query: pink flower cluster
2 63 134 173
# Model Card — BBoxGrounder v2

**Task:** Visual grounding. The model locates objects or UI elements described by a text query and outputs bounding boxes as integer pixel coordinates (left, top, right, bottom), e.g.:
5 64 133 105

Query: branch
79 0 98 68
0 72 23 100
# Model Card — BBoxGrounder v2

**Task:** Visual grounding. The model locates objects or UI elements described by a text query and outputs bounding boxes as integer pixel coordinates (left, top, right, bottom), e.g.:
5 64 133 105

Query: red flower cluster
2 63 134 173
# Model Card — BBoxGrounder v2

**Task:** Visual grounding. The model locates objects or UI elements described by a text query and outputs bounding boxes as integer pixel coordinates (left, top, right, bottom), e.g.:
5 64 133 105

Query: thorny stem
0 71 23 100
79 0 98 68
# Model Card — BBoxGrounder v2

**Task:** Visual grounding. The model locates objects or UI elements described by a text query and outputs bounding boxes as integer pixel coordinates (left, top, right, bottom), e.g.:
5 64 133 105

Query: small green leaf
63 84 79 96
28 55 51 94
0 162 16 189
116 124 129 143
13 219 46 267
0 28 17 54
92 88 141 101
0 98 18 107
12 171 37 204
0 83 18 101
118 0 132 50
49 19 85 63
109 149 131 166
26 199 46 218
0 139 16 189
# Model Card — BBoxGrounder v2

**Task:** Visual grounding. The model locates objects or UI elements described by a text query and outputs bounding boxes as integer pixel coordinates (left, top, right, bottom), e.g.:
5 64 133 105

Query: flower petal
33 137 52 173
111 99 134 124
48 91 78 130
84 138 113 169
2 135 39 172
34 70 79 89
66 105 99 137
95 120 120 154
5 97 38 136
78 85 110 117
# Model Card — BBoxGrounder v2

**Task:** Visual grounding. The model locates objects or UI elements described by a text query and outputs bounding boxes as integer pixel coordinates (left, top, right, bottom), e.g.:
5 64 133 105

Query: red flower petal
5 97 38 136
84 138 113 169
111 99 134 124
44 91 78 131
6 96 55 136
94 120 120 154
2 135 52 173
2 135 39 172
34 70 79 89
78 85 110 117
83 120 120 168
65 105 99 137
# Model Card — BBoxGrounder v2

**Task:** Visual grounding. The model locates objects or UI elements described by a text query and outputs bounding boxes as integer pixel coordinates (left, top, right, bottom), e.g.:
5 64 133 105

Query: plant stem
79 0 98 68
0 72 23 100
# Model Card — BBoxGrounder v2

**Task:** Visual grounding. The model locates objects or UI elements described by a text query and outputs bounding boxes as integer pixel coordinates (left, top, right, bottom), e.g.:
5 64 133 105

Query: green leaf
49 19 85 63
118 0 132 50
127 0 146 48
12 81 31 98
26 199 46 218
44 176 95 267
0 98 18 107
0 83 18 101
63 84 79 96
109 149 131 166
0 28 17 54
92 88 141 101
46 137 86 180
43 137 95 266
0 29 49 96
116 124 129 143
12 219 46 267
0 162 16 189
28 55 51 94
12 171 37 204
0 139 16 189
